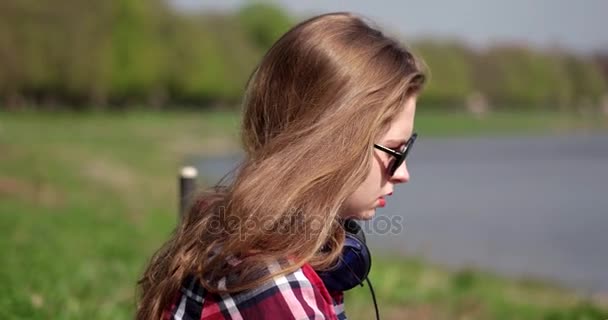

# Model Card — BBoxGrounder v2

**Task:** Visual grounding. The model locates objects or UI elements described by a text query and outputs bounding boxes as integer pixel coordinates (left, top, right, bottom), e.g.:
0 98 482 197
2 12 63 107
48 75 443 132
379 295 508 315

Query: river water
195 133 608 293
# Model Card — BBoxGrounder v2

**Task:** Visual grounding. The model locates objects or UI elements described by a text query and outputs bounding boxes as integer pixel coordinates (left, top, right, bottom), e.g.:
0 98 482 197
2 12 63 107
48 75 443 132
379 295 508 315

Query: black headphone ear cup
342 219 371 281
317 219 372 292
343 219 366 243
345 232 371 272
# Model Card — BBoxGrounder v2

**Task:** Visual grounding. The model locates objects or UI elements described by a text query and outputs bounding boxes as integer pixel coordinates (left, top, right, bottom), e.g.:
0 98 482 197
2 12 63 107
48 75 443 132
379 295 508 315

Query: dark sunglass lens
403 135 417 157
389 156 405 176
403 143 413 158
390 136 416 176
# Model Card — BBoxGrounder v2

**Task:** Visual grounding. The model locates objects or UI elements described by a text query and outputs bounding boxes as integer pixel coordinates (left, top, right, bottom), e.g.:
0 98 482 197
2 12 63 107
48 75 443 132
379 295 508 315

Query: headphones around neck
317 219 372 292
316 219 380 320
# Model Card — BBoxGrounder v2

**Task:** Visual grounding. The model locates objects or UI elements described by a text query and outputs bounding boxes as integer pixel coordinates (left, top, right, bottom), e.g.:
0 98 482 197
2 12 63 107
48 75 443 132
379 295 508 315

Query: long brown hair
137 12 425 319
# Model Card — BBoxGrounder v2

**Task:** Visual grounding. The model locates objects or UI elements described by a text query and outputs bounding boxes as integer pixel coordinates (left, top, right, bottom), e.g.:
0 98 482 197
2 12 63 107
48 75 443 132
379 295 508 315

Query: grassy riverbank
1 110 606 319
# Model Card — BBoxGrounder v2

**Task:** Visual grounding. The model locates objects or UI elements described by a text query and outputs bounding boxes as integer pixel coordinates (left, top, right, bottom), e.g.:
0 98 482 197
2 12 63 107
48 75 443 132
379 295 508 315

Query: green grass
345 257 608 320
1 110 606 319
414 110 607 137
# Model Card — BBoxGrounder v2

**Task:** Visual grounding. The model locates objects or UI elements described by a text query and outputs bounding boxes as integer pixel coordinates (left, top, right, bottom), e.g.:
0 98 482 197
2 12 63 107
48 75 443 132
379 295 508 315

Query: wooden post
179 166 198 221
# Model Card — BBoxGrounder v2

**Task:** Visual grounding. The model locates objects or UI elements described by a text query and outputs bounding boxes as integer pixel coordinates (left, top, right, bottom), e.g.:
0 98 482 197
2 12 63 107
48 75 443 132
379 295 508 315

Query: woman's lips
378 196 386 207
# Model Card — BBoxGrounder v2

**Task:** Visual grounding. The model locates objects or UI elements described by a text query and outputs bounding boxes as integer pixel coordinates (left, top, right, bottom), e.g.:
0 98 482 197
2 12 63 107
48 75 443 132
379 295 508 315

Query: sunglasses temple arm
374 144 402 158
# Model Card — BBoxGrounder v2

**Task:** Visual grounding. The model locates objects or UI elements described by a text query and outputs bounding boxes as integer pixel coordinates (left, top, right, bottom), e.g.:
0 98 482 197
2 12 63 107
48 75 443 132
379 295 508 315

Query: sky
171 0 608 54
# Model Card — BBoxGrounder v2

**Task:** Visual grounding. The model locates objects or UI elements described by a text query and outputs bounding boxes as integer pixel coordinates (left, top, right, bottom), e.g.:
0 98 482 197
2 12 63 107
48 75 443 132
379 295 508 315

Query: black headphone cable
340 255 380 320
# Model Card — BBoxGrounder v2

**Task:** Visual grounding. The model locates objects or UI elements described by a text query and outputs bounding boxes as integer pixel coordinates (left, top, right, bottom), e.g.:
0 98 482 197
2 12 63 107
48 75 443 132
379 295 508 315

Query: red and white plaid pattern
165 260 347 320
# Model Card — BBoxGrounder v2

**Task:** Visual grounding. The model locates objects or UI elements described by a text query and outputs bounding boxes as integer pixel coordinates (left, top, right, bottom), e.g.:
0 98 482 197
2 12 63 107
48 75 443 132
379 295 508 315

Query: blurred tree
0 1 63 107
0 1 29 108
104 0 170 107
562 54 607 110
0 0 171 109
412 40 474 110
52 0 114 108
473 45 574 110
594 51 608 83
237 2 292 52
166 13 259 106
543 52 577 111
200 14 261 104
0 0 604 111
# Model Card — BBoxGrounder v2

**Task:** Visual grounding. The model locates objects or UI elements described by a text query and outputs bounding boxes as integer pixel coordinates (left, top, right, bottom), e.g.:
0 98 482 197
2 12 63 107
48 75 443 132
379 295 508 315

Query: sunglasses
373 133 418 176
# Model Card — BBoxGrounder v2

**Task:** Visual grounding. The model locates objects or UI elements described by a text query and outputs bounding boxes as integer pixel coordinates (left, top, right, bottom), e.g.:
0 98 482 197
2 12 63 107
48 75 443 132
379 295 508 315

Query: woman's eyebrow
384 138 406 145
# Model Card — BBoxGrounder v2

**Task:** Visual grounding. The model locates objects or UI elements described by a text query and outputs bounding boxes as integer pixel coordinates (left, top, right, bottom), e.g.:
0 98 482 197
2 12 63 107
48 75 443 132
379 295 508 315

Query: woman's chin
354 209 376 221
340 207 377 221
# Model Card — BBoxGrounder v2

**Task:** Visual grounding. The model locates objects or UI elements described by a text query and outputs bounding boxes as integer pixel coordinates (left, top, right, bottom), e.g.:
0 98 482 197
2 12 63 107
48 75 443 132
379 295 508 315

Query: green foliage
0 1 605 111
413 41 475 108
106 0 168 100
474 46 573 110
451 269 477 292
0 0 112 104
237 2 292 51
594 52 608 84
167 14 260 104
563 55 607 107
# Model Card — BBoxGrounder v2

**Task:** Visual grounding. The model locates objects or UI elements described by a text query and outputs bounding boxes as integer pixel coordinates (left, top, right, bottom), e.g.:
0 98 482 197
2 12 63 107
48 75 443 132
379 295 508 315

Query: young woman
137 12 426 320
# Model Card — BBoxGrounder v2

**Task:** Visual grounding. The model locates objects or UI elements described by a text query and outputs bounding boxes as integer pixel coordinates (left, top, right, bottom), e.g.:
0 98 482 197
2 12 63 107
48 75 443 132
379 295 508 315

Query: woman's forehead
383 98 416 141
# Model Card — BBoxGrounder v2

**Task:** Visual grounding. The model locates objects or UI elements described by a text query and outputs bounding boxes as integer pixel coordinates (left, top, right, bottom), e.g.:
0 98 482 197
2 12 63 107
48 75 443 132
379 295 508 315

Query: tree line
1 1 606 112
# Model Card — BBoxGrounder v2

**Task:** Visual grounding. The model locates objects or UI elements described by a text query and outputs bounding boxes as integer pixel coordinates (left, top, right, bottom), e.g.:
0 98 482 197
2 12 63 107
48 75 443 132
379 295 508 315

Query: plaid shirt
165 260 347 320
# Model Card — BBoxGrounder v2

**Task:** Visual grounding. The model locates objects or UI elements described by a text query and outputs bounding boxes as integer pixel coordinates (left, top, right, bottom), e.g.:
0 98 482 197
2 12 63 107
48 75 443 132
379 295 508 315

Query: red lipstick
378 197 386 207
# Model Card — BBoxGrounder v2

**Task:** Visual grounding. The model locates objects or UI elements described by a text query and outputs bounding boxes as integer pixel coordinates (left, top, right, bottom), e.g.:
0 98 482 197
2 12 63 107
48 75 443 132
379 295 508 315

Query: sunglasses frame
373 133 418 176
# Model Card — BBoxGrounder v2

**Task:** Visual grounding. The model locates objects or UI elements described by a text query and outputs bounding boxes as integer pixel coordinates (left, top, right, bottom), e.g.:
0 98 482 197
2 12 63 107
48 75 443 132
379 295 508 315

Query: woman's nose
391 161 410 183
